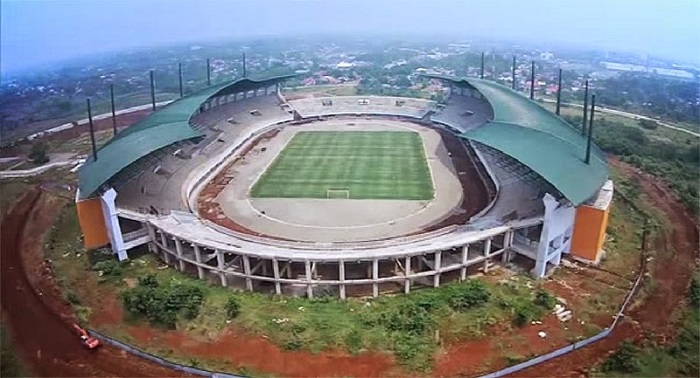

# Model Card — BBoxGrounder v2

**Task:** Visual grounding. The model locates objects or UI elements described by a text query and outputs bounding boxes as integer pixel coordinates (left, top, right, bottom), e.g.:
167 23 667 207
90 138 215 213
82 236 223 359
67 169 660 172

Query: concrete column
305 260 313 298
147 224 157 254
286 262 292 279
272 259 282 295
216 249 226 287
174 237 185 271
159 232 170 264
243 255 253 291
339 260 346 300
483 238 492 273
193 244 205 279
460 244 469 281
404 256 411 294
372 259 379 298
433 251 442 288
501 231 512 263
100 188 128 261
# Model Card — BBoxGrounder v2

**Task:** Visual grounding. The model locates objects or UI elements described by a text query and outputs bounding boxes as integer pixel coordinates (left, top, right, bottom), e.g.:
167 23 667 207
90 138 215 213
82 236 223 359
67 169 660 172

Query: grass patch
251 131 434 200
0 323 26 377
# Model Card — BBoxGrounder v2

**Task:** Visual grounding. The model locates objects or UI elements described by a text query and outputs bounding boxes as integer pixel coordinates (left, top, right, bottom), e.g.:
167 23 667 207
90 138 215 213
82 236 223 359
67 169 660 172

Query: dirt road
0 187 186 377
515 157 699 377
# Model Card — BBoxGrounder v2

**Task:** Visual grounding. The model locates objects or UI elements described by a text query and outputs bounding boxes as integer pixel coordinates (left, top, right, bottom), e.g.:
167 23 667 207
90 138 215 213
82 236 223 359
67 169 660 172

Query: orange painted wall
570 205 610 262
76 198 109 249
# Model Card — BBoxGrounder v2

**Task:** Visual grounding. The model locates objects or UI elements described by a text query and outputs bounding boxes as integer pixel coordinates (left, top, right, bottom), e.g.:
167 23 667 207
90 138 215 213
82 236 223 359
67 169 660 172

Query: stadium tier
75 73 613 298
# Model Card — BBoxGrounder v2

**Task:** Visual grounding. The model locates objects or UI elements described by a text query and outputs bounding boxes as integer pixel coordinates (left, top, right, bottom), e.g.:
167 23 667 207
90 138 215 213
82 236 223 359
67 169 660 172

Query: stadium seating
431 95 494 132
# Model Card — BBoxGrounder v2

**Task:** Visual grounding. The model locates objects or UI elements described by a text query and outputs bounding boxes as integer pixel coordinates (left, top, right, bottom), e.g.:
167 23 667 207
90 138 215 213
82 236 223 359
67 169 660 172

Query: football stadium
75 70 612 298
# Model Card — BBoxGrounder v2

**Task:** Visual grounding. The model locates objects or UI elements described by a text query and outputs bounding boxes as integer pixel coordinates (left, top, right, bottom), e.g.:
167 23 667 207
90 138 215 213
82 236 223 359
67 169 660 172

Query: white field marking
244 198 435 230
245 127 299 198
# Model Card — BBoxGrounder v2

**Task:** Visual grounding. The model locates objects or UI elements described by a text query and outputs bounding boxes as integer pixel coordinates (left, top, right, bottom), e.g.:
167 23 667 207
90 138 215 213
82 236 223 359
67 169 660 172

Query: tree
28 142 49 165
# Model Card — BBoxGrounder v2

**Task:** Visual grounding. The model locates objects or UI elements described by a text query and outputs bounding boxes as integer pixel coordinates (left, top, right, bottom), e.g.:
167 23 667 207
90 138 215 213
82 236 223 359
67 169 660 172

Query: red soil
513 157 699 377
123 326 397 377
197 121 491 239
0 187 189 377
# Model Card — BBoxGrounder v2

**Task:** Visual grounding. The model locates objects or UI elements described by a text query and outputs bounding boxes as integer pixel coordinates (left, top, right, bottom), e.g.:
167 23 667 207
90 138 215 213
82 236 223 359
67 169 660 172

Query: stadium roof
427 74 608 206
78 74 296 199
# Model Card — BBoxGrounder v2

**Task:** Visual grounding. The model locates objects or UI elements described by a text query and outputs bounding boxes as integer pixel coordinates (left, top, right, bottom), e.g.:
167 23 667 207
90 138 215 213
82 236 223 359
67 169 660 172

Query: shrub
385 301 431 335
28 142 49 165
602 341 641 373
66 291 81 305
92 260 122 278
448 280 491 312
639 118 659 130
225 296 241 319
533 289 556 309
139 274 159 288
688 277 699 307
345 329 363 354
120 277 204 328
512 306 531 327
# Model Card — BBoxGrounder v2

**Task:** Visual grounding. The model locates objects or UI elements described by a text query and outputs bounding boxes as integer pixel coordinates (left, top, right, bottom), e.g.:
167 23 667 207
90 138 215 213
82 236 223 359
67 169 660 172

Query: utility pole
149 70 156 111
480 52 485 79
511 55 516 90
529 61 535 100
555 68 562 115
110 84 117 136
178 62 183 97
206 58 211 86
582 80 589 136
87 98 98 161
585 94 596 165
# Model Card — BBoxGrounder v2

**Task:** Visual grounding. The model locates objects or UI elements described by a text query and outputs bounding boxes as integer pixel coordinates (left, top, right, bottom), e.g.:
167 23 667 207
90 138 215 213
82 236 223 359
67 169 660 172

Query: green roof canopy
78 74 296 199
427 74 608 206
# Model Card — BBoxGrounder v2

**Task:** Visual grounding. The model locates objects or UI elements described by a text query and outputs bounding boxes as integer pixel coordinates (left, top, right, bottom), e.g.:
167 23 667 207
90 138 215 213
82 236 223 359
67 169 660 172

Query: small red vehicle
72 324 101 349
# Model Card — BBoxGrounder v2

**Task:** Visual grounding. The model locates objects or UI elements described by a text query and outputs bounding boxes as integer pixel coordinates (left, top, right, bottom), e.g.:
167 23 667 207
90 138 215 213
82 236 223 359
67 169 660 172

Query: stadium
75 71 612 298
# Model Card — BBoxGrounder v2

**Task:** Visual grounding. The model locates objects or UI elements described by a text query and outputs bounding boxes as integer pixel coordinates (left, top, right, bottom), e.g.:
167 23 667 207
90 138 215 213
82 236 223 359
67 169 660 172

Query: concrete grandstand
75 72 613 298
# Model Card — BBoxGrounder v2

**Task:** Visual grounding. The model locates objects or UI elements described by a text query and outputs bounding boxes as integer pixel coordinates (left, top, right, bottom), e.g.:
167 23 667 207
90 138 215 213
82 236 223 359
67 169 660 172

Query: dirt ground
0 187 189 377
198 119 489 242
2 120 697 377
513 157 699 377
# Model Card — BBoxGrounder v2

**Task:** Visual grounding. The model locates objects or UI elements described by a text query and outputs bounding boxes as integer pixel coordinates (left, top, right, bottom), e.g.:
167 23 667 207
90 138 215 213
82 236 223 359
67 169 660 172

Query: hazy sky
2 0 699 73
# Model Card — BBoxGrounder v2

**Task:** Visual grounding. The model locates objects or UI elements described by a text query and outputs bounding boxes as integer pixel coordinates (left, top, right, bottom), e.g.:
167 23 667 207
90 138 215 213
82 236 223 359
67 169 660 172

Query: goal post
326 189 350 199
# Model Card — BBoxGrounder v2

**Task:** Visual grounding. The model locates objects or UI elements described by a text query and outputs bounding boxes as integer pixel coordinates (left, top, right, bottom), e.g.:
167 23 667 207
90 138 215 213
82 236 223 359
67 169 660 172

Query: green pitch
250 131 434 200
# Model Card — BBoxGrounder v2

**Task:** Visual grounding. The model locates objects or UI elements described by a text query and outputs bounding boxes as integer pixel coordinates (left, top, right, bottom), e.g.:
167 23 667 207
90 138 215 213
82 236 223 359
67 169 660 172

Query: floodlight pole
530 61 535 100
585 94 595 165
178 62 184 97
149 70 156 111
206 58 211 86
582 79 589 136
511 55 516 90
242 53 247 78
87 98 98 161
480 52 485 79
556 68 562 115
110 84 117 136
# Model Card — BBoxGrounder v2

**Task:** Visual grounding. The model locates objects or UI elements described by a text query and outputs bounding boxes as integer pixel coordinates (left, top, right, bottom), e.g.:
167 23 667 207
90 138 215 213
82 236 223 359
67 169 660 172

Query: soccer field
250 131 434 200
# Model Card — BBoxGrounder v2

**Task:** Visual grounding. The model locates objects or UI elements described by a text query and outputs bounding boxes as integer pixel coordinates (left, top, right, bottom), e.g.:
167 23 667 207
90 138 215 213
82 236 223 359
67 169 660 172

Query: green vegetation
225 296 241 319
563 114 699 215
87 247 551 371
121 274 205 329
28 142 49 165
602 341 642 373
0 324 25 377
251 131 434 200
597 273 700 377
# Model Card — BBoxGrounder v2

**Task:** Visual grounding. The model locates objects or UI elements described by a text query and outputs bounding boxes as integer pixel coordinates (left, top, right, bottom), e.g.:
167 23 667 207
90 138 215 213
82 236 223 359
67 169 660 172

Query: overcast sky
2 0 699 73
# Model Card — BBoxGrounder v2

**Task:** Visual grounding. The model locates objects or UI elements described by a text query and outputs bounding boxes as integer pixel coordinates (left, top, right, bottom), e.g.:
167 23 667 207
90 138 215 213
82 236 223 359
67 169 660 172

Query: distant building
336 61 355 69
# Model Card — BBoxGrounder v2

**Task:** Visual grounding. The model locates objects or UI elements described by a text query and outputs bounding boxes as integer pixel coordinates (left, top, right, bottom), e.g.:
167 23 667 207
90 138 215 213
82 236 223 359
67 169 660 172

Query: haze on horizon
1 0 699 74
